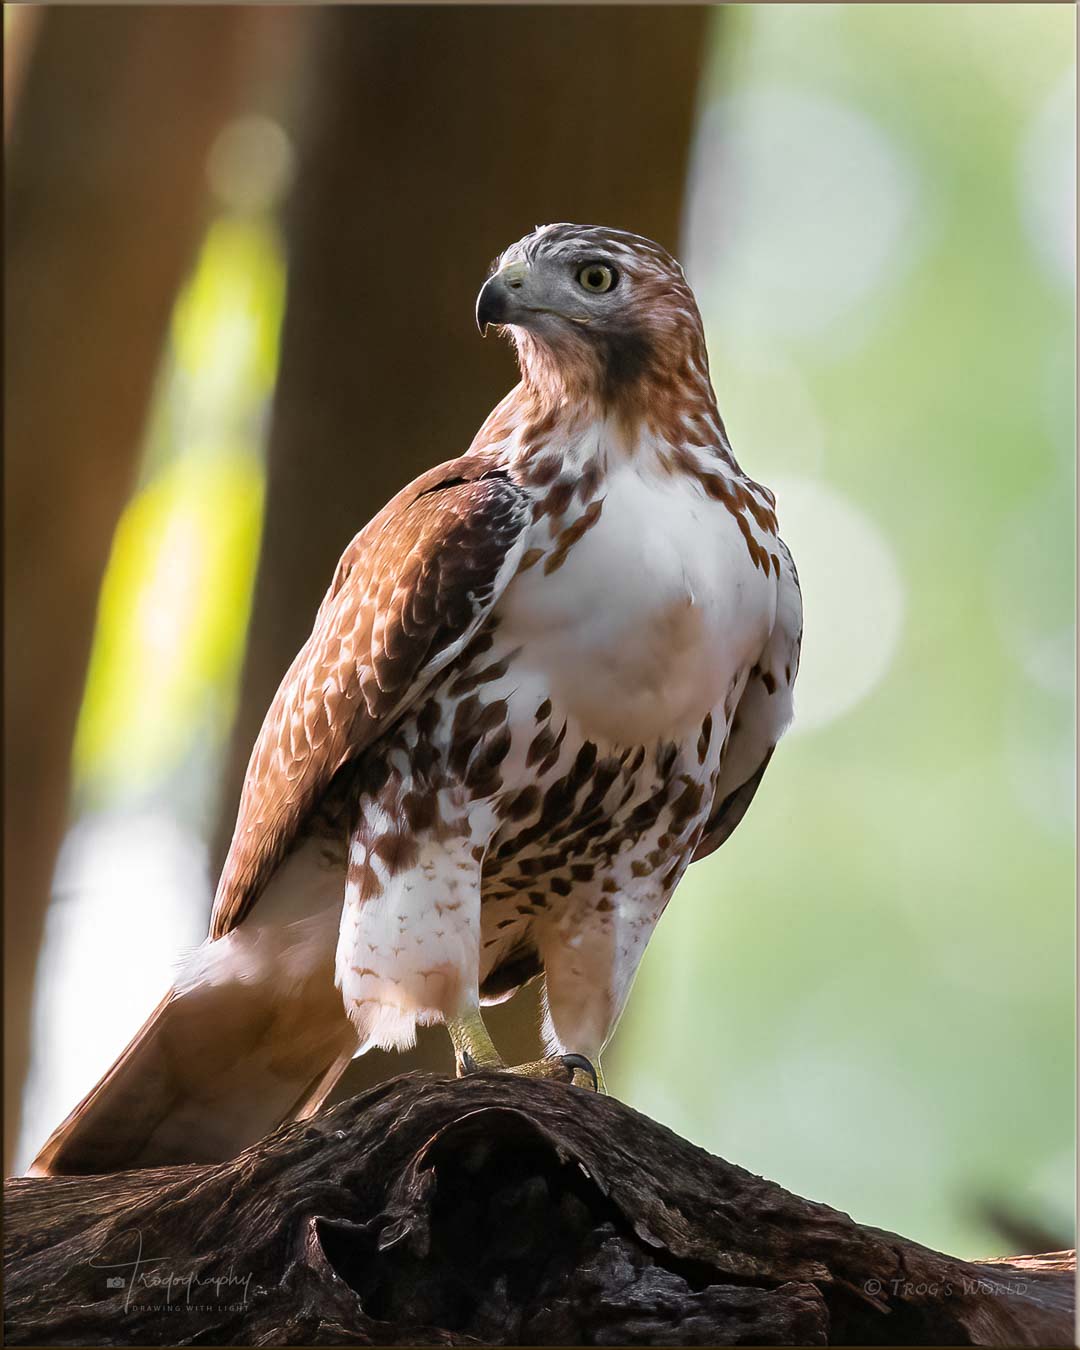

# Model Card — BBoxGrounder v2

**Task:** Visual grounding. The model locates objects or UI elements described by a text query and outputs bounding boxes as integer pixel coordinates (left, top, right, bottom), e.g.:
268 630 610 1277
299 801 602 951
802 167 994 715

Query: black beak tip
476 277 507 336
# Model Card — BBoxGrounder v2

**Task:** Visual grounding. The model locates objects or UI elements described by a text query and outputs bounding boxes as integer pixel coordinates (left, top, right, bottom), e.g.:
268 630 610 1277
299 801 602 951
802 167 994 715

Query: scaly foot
447 1010 599 1090
504 1053 598 1091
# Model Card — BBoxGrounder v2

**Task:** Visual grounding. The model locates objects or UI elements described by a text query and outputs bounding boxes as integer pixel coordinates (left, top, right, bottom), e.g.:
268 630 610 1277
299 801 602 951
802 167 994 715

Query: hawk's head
477 224 707 415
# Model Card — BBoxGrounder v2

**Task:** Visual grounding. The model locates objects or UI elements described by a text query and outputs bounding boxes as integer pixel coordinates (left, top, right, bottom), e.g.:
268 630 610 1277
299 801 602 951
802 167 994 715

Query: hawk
31 224 802 1175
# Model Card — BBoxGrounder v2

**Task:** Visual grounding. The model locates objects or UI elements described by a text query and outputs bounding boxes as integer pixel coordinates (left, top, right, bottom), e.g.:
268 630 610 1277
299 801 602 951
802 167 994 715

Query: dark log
4 1074 1073 1347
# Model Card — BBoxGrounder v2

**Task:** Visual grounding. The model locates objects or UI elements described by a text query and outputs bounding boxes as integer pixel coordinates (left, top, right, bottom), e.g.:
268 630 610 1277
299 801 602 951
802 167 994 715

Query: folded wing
213 456 532 937
694 537 803 861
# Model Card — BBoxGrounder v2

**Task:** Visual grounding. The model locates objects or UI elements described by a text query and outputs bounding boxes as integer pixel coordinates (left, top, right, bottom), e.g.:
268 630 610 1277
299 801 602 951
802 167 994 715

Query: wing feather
693 537 803 862
211 456 531 938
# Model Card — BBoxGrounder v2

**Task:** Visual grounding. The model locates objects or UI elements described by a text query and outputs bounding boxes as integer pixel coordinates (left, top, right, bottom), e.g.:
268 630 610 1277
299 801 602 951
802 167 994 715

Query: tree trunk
216 1 712 1084
3 5 262 1173
4 1075 1073 1347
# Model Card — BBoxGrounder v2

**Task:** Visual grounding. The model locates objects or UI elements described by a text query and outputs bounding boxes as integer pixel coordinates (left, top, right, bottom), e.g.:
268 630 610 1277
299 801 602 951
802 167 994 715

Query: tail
28 923 357 1176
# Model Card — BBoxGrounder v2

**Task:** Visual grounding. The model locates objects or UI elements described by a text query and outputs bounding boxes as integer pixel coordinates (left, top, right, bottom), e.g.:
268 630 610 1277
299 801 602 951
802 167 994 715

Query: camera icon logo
105 1277 126 1290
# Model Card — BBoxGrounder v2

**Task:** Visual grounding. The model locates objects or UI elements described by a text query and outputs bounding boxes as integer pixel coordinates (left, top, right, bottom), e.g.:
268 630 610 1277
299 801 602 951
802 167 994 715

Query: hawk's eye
577 263 617 294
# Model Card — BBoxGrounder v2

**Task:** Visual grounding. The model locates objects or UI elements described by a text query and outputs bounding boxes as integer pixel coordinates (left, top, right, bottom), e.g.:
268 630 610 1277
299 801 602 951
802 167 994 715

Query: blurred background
5 5 1074 1261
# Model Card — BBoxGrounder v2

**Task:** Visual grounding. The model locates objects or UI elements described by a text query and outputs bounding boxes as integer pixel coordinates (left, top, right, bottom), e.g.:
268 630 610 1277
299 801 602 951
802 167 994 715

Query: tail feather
28 833 361 1176
29 961 356 1176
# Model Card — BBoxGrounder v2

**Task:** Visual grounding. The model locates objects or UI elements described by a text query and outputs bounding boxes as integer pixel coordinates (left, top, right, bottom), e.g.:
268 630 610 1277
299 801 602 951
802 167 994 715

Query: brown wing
211 456 532 939
693 537 803 862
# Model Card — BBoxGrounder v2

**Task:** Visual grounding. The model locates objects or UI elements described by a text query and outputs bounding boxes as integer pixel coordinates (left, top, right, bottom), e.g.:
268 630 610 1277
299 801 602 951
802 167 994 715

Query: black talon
560 1054 598 1090
457 1049 479 1075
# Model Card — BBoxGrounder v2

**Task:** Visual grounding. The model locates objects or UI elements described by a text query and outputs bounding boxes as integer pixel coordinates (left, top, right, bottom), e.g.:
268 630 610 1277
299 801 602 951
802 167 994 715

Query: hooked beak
476 260 529 334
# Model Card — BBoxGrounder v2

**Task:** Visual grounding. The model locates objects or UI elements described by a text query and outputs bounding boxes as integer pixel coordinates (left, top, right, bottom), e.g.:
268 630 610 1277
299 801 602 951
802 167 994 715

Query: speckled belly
439 614 746 991
335 606 749 1019
475 718 725 988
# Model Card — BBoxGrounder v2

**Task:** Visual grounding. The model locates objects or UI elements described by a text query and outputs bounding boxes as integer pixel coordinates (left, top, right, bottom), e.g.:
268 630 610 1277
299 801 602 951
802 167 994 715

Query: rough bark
4 1074 1073 1347
3 5 263 1174
215 1 712 1090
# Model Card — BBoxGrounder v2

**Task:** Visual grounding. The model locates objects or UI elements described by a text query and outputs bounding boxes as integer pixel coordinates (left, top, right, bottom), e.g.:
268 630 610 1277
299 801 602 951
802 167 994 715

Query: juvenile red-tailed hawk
32 224 802 1175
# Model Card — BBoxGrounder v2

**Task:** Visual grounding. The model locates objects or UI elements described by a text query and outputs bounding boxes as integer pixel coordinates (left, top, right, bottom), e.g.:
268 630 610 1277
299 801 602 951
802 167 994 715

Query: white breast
499 461 777 746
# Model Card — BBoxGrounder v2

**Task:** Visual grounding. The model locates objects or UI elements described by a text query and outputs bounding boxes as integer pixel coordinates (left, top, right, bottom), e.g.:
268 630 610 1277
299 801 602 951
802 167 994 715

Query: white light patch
135 509 205 665
1018 68 1076 288
206 115 296 217
685 86 924 341
774 475 905 734
13 812 211 1174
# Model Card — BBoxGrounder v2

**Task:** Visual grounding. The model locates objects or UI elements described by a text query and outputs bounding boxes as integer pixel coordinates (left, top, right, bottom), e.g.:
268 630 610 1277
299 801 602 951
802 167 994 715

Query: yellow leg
446 1006 504 1073
445 1008 598 1090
